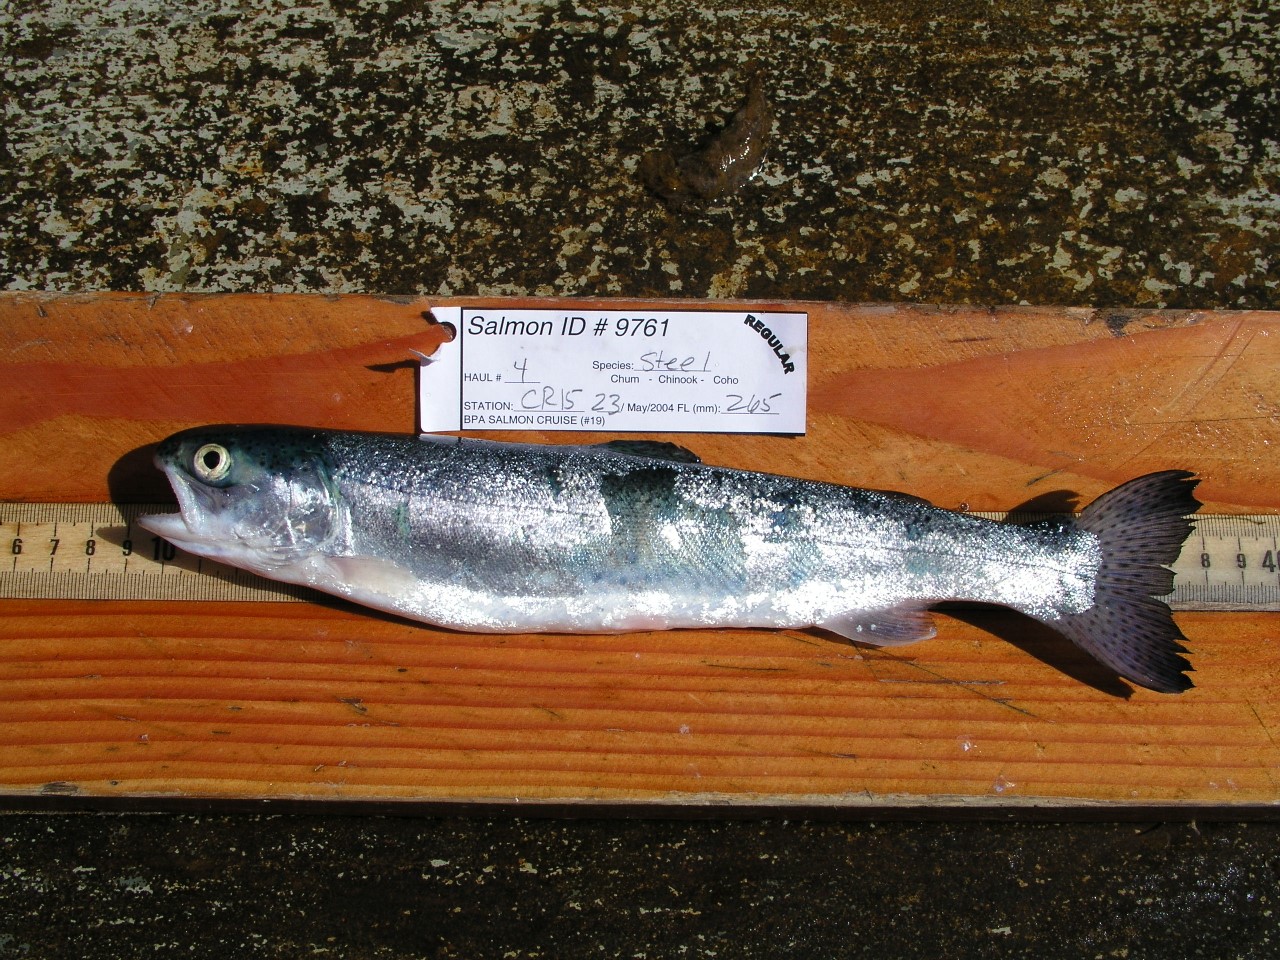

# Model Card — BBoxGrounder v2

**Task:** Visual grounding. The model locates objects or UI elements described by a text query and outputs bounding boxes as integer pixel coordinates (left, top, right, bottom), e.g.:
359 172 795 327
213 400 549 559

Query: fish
640 73 774 210
138 426 1200 693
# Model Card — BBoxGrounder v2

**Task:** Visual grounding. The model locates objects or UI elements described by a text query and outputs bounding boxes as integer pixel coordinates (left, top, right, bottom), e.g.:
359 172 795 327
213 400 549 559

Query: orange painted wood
2 293 1278 810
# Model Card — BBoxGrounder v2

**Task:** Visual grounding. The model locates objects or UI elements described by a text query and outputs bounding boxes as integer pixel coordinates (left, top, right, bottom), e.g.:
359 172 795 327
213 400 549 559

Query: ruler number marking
152 536 176 565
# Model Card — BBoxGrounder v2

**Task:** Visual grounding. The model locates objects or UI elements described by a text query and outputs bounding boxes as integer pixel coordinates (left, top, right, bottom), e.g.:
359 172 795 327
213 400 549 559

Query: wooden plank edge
1 790 1278 822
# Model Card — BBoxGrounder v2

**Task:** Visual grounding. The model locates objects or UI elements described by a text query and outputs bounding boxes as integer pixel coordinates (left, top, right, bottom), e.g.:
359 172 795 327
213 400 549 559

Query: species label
418 307 807 434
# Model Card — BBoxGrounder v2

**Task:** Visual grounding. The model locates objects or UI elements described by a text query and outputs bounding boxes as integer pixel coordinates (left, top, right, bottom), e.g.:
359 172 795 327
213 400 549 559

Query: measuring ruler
1 503 1278 610
0 503 319 602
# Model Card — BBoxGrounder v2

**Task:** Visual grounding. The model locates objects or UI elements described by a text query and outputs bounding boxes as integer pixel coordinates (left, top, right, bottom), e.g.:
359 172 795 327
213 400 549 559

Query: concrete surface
2 1 1276 304
2 0 1279 956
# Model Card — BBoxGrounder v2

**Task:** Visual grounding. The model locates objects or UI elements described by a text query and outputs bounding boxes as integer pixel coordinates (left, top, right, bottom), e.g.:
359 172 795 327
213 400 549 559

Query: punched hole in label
423 309 457 343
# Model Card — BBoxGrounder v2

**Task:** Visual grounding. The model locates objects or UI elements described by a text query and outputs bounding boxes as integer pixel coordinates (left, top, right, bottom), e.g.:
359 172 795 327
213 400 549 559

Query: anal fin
821 606 937 647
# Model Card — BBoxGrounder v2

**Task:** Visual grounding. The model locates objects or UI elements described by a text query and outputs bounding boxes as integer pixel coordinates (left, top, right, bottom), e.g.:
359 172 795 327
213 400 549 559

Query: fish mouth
136 462 220 549
137 458 282 570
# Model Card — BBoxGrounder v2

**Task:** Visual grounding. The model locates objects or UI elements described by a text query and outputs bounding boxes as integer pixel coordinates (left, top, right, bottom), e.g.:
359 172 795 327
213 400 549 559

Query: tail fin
1053 471 1200 693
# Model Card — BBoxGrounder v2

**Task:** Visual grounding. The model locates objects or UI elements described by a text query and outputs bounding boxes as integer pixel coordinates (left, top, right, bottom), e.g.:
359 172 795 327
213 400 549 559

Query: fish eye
192 443 233 483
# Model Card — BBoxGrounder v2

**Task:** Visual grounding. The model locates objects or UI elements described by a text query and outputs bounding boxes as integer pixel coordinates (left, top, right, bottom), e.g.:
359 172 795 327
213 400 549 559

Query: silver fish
138 426 1199 693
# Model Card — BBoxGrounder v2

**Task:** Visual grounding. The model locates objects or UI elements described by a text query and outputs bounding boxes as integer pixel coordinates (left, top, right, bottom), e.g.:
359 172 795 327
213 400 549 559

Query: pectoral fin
821 606 937 646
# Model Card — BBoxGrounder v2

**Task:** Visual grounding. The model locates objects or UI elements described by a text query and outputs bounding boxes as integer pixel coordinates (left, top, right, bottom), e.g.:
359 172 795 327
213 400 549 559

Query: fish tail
1052 470 1200 693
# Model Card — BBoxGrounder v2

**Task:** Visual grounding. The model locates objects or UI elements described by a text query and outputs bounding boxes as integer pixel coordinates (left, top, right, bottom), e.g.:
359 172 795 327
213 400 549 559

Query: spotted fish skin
139 426 1199 693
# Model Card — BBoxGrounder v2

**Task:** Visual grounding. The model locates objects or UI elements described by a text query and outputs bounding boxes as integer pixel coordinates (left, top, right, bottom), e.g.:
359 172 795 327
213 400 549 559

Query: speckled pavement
0 815 1277 957
3 1 1276 304
3 1 1280 957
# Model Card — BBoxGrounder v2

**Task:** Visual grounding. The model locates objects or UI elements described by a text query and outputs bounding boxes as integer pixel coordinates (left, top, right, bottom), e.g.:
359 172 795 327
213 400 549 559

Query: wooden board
2 292 1279 812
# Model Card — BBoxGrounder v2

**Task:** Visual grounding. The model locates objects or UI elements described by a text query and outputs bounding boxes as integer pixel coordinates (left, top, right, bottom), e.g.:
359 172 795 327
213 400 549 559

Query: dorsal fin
596 440 702 464
868 488 934 508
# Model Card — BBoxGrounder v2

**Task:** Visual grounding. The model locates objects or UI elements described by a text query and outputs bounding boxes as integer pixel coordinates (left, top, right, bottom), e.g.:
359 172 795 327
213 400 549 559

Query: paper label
419 307 807 434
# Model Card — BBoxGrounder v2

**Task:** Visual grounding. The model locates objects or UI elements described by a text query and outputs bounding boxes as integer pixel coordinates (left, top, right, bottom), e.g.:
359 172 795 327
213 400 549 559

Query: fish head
138 426 341 573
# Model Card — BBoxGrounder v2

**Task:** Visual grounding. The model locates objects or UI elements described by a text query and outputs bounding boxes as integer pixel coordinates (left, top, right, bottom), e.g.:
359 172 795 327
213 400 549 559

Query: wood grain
2 293 1278 810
